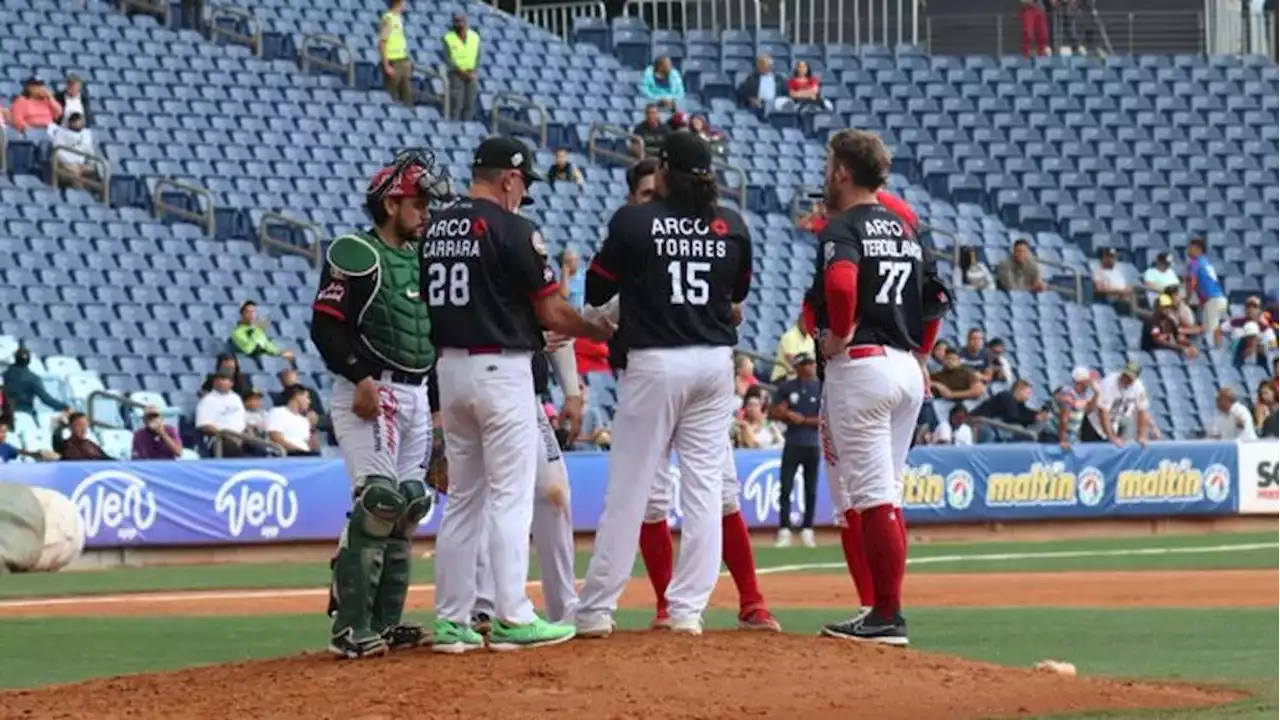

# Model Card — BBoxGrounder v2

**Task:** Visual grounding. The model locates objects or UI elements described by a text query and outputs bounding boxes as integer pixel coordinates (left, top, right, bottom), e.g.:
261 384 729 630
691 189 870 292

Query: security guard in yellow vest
442 12 481 121
380 0 413 105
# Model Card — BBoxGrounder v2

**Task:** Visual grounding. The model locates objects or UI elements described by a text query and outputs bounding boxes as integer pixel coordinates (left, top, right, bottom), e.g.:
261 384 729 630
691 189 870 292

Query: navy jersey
422 198 558 351
590 199 752 350
804 203 939 353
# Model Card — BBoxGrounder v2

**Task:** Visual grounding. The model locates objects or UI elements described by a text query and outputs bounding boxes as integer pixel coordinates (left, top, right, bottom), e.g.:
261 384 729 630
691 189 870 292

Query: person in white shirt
266 385 318 456
1082 362 1154 447
1092 248 1132 311
1207 387 1257 440
46 112 97 186
1141 252 1180 307
195 369 247 457
933 405 975 446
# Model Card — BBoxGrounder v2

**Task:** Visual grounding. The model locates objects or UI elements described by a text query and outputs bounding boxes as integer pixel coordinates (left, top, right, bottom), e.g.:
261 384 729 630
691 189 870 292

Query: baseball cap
1071 367 1092 383
659 131 714 176
473 136 544 183
1121 361 1142 379
1242 321 1261 338
793 352 815 365
1156 294 1176 309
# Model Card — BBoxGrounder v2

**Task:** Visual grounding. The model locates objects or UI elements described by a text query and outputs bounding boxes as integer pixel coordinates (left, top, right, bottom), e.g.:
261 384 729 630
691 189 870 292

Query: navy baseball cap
473 136 544 184
659 131 713 175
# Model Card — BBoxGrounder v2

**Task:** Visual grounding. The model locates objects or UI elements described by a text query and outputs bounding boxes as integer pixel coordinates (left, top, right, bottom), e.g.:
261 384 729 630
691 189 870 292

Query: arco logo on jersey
70 470 159 541
214 469 300 539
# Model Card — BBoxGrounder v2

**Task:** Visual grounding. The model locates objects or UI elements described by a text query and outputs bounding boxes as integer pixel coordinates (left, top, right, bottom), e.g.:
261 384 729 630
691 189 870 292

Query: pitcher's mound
2 632 1239 719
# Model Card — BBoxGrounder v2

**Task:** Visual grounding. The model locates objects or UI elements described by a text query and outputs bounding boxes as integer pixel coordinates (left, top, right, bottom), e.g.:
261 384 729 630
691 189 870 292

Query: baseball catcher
314 149 453 659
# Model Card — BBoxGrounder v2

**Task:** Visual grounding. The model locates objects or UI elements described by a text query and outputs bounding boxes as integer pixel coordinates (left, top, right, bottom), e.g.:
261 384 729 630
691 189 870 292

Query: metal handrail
208 3 262 56
735 346 790 384
586 122 643 167
714 160 748 209
924 10 1205 56
943 229 1084 305
119 0 169 25
0 128 6 174
411 64 450 118
86 390 150 430
489 92 549 148
213 429 286 458
152 177 215 236
624 0 763 34
258 211 324 268
50 145 110 204
300 34 354 87
968 415 1040 441
516 0 608 43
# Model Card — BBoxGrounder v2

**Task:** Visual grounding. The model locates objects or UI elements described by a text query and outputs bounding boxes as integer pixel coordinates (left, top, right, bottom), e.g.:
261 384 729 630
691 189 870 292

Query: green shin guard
330 477 406 640
372 480 431 632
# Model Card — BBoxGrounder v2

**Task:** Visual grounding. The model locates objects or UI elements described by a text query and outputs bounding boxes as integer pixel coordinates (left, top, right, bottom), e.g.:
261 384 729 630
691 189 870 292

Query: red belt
846 345 886 359
467 346 502 355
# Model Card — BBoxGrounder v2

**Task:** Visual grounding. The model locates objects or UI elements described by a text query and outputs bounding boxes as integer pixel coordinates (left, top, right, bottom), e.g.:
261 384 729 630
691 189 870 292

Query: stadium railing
212 430 286 459
152 178 216 236
259 212 324 268
412 65 452 118
516 0 609 42
586 122 644 166
1 131 8 175
208 3 263 57
300 34 356 88
924 10 1206 57
119 0 170 27
619 0 922 48
623 0 764 34
490 92 550 148
50 147 110 205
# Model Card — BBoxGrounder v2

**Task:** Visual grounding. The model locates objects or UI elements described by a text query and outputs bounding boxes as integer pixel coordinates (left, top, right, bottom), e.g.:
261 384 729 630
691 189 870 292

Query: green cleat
487 616 577 652
432 619 486 655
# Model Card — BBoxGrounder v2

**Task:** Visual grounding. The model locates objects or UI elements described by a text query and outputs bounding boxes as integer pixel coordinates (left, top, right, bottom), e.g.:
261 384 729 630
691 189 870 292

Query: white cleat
775 528 792 548
575 615 616 639
669 616 703 635
800 529 816 548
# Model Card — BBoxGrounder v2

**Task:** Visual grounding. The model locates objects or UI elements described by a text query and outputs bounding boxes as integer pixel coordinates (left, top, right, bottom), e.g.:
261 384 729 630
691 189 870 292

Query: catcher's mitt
426 428 449 494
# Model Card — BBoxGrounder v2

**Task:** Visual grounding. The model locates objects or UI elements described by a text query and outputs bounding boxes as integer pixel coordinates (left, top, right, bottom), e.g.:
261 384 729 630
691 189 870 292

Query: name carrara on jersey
856 218 922 260
421 217 481 258
650 217 728 258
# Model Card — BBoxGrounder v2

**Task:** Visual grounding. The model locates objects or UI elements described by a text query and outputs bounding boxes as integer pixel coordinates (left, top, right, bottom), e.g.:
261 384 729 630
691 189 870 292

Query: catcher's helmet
922 273 955 321
366 148 455 207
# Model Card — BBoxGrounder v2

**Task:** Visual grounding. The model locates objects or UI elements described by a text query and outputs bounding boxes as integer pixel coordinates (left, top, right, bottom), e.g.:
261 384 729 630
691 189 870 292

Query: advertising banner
1236 440 1280 515
0 441 1240 548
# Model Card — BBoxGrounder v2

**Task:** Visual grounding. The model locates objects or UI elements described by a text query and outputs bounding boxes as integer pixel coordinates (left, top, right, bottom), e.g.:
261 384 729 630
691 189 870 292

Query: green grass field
0 531 1276 719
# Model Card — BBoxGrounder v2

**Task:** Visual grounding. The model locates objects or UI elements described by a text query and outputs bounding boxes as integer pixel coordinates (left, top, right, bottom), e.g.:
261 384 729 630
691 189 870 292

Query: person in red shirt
800 189 917 236
9 77 62 132
786 61 833 112
573 336 611 376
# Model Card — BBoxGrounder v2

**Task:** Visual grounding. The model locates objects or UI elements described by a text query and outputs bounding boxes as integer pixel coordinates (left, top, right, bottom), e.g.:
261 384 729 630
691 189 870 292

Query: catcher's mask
366 148 456 218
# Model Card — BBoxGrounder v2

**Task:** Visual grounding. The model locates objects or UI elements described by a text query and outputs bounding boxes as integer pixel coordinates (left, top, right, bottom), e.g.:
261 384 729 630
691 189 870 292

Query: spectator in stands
913 401 940 446
267 386 319 457
230 301 295 361
626 157 658 204
196 368 247 458
985 337 1016 384
934 404 974 446
640 55 685 110
771 313 815 381
1207 387 1257 440
796 199 827 234
1083 361 1152 447
53 412 109 461
785 61 833 112
54 72 90 127
546 148 584 189
47 113 98 188
574 386 611 451
1 348 70 418
930 347 987 401
996 239 1048 293
8 77 62 132
1184 237 1229 346
1164 288 1204 340
574 337 611 377
274 368 325 428
1256 381 1279 438
1092 247 1133 313
0 105 9 130
201 353 251 398
1141 251 1179 306
0 387 12 430
1041 366 1098 449
1233 321 1271 371
737 54 787 112
630 103 670 159
958 327 993 382
131 406 183 460
970 379 1045 442
957 245 994 291
734 354 760 399
733 393 783 449
1141 294 1199 358
687 115 727 159
0 422 56 462
443 12 481 121
1020 0 1051 56
243 388 268 441
1221 295 1277 348
558 249 585 308
379 0 413 106
770 352 821 548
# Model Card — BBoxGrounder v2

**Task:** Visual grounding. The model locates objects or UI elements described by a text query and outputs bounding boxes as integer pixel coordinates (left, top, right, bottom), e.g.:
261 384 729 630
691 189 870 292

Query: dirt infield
0 569 1270 718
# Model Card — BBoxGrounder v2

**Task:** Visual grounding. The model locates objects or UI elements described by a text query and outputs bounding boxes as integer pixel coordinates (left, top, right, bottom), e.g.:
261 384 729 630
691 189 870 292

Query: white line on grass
0 542 1273 610
755 542 1279 575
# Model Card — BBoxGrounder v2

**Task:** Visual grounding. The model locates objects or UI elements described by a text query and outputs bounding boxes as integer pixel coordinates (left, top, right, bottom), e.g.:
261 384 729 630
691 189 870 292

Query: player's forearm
824 261 858 338
537 295 601 339
311 313 378 384
548 342 581 397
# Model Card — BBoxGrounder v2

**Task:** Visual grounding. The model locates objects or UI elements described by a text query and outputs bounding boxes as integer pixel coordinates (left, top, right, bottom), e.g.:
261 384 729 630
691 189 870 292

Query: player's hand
1059 440 1071 452
544 330 573 352
559 394 584 442
353 377 381 421
1110 436 1125 448
819 331 849 360
584 316 615 342
382 61 394 76
1137 436 1148 448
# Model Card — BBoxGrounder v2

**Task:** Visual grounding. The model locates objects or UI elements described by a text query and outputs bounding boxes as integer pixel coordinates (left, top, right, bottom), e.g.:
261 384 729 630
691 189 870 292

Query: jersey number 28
667 260 710 305
426 262 470 307
875 260 913 305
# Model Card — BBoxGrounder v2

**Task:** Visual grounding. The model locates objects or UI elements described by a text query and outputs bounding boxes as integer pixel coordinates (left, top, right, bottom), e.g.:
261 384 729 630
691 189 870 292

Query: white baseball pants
433 349 540 626
822 346 923 511
474 401 578 622
644 440 741 522
577 346 735 627
330 374 432 489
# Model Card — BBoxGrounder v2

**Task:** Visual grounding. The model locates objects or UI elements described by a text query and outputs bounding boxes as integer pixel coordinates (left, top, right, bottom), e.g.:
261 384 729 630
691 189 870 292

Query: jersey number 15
425 262 470 307
667 260 711 306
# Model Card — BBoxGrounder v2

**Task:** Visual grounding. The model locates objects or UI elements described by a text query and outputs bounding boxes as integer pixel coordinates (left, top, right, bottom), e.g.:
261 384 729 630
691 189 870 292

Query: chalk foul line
0 542 1273 610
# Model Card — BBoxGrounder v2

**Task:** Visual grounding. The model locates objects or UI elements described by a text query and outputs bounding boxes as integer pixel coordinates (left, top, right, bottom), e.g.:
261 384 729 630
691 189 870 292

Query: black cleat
328 628 389 659
820 612 909 647
380 621 431 651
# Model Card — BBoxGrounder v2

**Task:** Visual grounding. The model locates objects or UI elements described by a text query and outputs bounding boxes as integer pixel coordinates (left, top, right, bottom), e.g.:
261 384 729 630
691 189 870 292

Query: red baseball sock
841 509 875 607
639 520 673 614
721 511 765 614
859 504 906 618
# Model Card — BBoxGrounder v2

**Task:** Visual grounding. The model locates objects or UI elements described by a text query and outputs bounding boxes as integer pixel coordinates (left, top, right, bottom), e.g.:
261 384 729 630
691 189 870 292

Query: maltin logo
70 470 158 541
214 470 299 539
